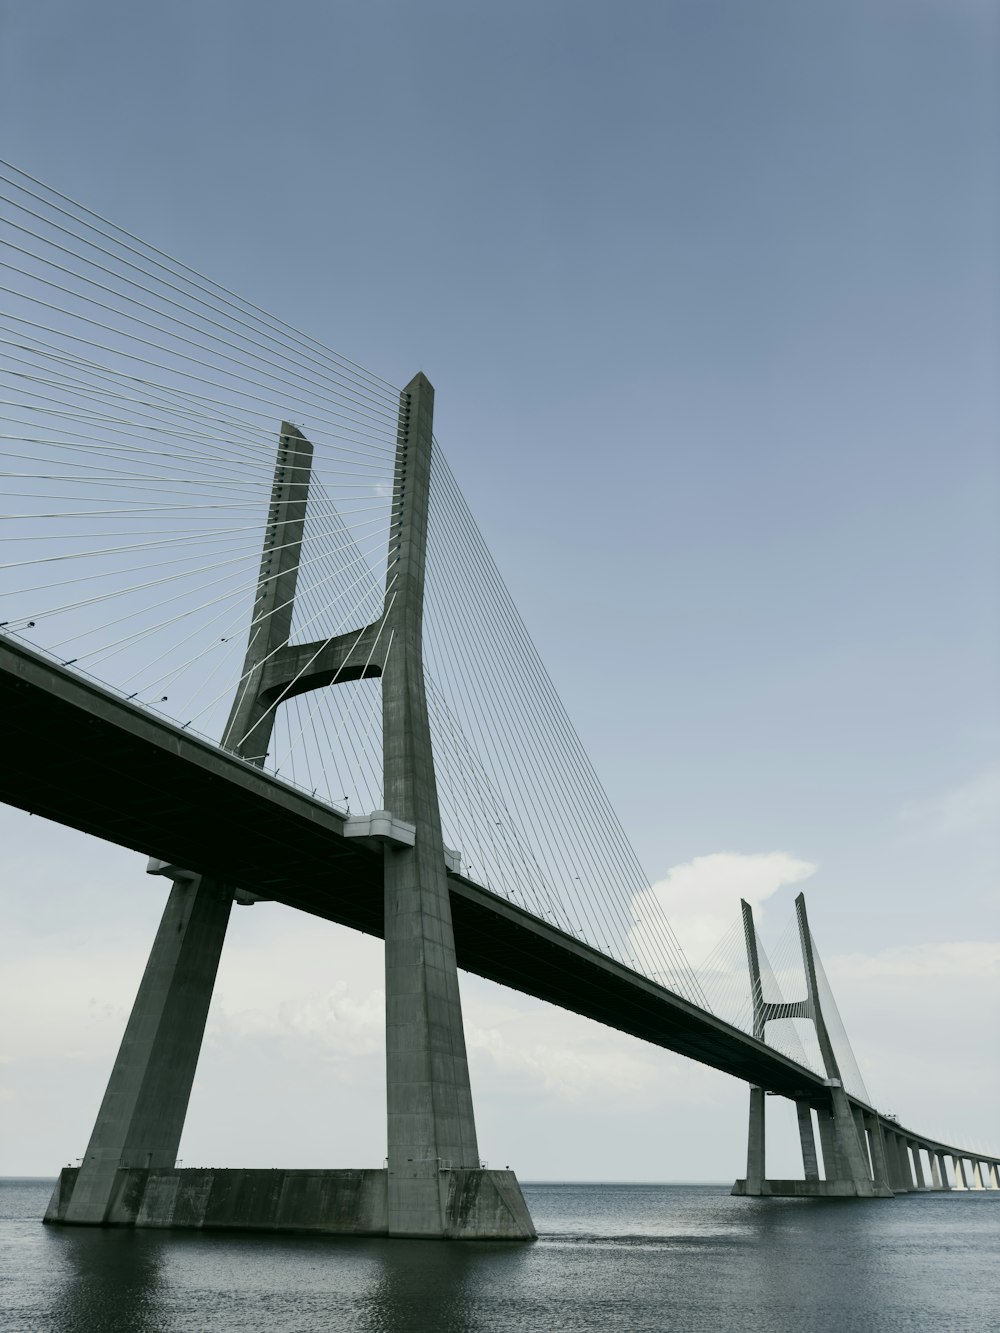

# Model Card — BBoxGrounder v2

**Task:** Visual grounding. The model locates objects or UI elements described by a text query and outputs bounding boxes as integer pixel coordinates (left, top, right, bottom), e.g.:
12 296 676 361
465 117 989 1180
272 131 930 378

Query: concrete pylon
51 425 314 1226
380 374 532 1237
739 899 766 1191
731 896 891 1198
794 894 891 1197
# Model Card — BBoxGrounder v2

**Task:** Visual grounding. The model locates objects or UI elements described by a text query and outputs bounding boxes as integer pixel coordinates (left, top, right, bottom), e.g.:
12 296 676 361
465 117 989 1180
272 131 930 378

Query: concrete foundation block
44 1166 535 1239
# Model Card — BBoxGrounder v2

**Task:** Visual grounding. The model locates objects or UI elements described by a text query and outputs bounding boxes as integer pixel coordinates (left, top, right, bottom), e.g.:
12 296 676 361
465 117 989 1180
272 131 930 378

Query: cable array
0 159 399 814
0 160 869 1094
810 932 872 1104
422 447 708 1007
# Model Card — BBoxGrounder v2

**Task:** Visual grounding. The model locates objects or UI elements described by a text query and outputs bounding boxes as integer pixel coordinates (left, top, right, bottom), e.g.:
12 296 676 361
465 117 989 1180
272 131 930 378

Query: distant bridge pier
930 1153 947 1190
900 1137 916 1190
864 1111 891 1189
910 1142 928 1190
732 895 893 1199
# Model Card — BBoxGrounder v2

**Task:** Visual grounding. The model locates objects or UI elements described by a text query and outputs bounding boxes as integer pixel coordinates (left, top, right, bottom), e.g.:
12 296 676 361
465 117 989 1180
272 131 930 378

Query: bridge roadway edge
2 634 994 1178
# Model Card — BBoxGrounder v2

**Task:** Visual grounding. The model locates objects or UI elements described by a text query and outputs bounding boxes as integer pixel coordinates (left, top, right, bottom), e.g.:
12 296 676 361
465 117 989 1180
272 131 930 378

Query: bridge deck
3 636 995 1165
1 636 836 1103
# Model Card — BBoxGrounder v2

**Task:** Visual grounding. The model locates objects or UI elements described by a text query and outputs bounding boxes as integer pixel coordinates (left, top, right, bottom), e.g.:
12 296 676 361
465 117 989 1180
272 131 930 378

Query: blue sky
1 1 997 1176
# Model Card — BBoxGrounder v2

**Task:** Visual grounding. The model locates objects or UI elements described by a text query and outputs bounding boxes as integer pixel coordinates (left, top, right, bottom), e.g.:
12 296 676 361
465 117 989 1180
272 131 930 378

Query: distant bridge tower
732 894 893 1198
47 378 535 1240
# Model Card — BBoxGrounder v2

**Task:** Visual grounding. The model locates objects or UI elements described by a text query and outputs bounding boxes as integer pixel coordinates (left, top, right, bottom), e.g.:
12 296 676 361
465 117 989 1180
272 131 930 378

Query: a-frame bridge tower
46 376 536 1240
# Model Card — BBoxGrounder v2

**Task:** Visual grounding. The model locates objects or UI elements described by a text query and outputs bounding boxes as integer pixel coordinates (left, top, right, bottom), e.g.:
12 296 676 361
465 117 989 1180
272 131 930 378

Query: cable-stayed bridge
2 163 996 1239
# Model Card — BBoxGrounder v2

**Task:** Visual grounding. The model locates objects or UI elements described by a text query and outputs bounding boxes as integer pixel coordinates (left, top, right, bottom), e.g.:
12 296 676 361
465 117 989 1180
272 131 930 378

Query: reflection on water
2 1180 998 1333
46 1228 166 1333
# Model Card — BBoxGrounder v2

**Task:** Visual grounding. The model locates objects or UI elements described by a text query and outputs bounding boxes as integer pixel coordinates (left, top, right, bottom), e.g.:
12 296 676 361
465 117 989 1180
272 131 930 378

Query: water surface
2 1179 996 1332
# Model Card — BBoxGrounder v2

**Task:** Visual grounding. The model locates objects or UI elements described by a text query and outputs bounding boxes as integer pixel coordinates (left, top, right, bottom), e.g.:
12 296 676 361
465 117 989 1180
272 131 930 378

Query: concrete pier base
731 1178 894 1198
45 1166 536 1240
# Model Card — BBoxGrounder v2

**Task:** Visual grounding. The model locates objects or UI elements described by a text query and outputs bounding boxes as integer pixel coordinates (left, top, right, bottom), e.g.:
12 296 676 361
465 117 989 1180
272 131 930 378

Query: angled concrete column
864 1113 890 1191
930 1153 945 1190
953 1156 969 1190
970 1160 985 1190
853 1107 873 1179
816 1107 841 1179
884 1134 908 1191
797 1101 820 1180
897 1135 915 1189
381 374 531 1238
57 873 233 1223
991 1163 1000 1189
910 1142 927 1189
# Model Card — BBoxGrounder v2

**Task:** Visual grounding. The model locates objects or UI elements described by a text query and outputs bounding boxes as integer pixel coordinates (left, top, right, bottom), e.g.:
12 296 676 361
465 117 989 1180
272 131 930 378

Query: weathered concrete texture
731 1178 893 1199
45 1167 534 1239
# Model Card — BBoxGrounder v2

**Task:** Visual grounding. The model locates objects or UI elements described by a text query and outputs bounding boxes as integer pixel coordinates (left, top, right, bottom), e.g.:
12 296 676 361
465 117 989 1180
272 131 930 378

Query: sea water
1 1178 997 1332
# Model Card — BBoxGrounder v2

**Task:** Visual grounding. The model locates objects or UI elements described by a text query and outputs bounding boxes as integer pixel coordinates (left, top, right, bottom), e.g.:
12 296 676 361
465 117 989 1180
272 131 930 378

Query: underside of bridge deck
1 637 826 1102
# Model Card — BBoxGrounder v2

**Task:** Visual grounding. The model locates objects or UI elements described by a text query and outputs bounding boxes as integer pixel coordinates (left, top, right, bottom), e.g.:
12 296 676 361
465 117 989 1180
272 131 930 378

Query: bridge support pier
930 1153 947 1189
890 1133 912 1191
796 1100 820 1180
910 1142 928 1189
731 895 892 1199
953 1156 969 1190
743 1086 766 1191
864 1112 890 1190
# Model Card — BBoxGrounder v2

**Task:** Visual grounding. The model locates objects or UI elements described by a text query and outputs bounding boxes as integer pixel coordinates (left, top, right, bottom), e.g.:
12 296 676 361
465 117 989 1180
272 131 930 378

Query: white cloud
900 764 1000 836
464 997 716 1108
633 850 817 966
